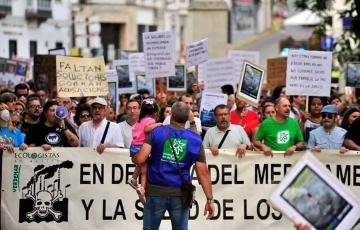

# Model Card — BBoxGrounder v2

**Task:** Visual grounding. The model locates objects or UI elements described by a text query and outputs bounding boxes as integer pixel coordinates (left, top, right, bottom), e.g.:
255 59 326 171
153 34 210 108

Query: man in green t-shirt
254 97 304 156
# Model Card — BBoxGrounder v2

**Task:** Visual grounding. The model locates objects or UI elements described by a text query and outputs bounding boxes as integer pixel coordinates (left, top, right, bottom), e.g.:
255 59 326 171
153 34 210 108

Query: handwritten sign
228 50 259 82
143 31 175 78
56 56 108 97
186 38 208 67
202 58 235 93
286 50 332 96
128 53 145 81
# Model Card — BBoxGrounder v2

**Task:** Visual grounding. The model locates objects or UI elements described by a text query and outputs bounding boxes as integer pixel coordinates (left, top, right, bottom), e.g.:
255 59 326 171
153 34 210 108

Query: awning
284 9 323 26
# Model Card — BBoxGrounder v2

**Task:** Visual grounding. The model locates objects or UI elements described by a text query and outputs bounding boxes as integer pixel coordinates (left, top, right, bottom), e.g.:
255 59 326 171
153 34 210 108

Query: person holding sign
253 97 305 156
203 104 251 157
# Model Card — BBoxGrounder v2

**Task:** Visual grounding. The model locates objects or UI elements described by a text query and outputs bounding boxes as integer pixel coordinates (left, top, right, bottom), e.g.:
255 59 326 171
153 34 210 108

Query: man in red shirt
230 97 259 140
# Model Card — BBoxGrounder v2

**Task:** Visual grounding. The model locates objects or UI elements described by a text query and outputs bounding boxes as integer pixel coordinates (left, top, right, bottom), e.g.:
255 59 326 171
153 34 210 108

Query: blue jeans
143 196 189 230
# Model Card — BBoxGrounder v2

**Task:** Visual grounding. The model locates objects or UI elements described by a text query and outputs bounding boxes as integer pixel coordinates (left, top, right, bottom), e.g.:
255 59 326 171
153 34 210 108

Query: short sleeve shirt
230 109 259 139
255 117 304 151
132 117 155 145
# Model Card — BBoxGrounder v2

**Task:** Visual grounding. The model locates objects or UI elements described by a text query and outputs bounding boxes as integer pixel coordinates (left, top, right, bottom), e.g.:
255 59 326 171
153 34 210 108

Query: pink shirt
131 117 155 145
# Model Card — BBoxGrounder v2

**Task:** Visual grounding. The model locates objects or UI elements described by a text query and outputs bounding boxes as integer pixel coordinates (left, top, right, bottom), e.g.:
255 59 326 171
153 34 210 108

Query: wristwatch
207 198 214 204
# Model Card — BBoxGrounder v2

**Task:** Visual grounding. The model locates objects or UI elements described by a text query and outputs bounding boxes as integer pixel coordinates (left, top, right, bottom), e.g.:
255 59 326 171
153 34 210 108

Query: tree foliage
294 0 360 66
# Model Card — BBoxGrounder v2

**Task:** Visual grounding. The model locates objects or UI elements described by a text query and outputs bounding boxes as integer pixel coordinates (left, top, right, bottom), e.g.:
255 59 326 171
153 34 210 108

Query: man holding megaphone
25 100 79 150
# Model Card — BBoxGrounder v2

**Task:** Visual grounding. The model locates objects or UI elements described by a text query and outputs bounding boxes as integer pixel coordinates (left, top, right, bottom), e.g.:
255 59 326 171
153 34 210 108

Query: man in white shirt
203 104 251 157
118 99 140 148
78 97 124 153
163 94 202 134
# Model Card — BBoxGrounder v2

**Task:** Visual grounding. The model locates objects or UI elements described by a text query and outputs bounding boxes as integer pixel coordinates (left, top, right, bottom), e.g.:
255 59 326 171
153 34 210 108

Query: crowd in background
0 81 360 154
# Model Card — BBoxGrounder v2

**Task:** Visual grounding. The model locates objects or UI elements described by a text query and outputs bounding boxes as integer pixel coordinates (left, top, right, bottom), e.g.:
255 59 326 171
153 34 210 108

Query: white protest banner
199 91 227 127
228 50 260 82
286 50 332 96
186 38 208 67
2 149 360 230
203 58 235 93
128 53 145 81
56 56 108 97
143 31 175 78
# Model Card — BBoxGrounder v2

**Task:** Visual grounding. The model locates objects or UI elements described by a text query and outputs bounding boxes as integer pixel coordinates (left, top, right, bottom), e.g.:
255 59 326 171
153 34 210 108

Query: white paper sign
228 50 260 83
186 38 208 67
203 58 235 93
128 53 145 81
143 31 175 78
286 50 332 96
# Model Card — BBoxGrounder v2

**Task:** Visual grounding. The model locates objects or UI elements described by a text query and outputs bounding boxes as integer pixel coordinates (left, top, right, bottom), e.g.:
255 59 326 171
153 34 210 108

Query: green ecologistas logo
13 165 21 192
162 138 188 162
14 152 60 159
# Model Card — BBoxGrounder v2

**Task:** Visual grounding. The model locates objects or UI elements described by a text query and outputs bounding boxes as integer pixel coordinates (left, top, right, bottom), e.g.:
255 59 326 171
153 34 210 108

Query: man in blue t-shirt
134 101 214 229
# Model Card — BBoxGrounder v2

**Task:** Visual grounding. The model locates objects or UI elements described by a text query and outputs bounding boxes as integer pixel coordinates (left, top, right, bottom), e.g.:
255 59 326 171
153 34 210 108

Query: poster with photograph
15 62 27 76
106 69 119 111
136 75 155 97
346 62 360 88
236 61 264 107
199 91 228 127
270 152 360 230
167 65 186 91
113 60 136 94
3 60 25 89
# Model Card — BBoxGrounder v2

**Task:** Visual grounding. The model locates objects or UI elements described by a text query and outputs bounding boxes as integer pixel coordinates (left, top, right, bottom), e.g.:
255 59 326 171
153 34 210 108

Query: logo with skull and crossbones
25 189 63 220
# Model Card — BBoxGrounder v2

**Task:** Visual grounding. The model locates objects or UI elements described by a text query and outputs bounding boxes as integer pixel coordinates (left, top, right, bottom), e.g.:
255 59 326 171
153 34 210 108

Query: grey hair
171 101 189 123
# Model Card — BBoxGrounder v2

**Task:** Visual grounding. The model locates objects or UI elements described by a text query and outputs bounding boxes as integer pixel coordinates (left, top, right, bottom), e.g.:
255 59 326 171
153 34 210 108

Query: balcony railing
26 0 52 20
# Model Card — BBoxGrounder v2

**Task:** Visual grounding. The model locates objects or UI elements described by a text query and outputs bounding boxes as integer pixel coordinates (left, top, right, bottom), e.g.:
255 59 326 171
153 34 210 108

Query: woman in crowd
340 107 360 131
0 103 27 153
11 112 23 130
303 97 324 142
261 104 276 121
271 85 287 101
74 103 92 127
117 94 129 120
158 104 172 123
14 100 26 115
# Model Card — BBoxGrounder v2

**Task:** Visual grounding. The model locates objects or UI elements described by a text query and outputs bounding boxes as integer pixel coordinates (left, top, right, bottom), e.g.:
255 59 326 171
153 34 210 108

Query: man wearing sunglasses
307 105 348 153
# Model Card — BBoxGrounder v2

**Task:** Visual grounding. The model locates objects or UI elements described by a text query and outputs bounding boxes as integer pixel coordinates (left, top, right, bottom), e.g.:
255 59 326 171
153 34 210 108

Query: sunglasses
80 114 90 118
321 113 335 119
29 105 43 110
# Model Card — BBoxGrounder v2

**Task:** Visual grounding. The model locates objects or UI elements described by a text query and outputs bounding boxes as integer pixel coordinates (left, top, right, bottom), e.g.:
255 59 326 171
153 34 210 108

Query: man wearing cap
307 105 348 153
78 97 124 153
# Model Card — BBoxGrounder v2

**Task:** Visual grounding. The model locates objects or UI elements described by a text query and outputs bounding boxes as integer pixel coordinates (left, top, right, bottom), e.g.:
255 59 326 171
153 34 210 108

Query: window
30 41 37 57
9 40 17 58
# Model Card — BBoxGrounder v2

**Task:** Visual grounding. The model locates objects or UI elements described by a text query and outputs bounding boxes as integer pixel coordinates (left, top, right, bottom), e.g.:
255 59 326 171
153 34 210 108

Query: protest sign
199 91 228 127
106 69 118 110
228 50 259 83
270 152 360 230
113 59 136 94
143 31 175 78
346 62 360 88
267 57 287 90
167 65 186 91
136 75 156 97
0 59 27 89
202 58 235 93
56 56 108 97
128 53 145 82
186 38 208 67
2 148 360 230
236 61 265 107
286 50 332 96
33 55 57 95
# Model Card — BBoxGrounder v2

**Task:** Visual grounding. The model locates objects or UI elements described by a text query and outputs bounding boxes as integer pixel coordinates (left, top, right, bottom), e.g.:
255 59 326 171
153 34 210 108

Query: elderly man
203 104 251 157
118 99 140 148
163 93 202 133
254 97 305 156
135 101 214 229
308 105 347 153
78 97 124 153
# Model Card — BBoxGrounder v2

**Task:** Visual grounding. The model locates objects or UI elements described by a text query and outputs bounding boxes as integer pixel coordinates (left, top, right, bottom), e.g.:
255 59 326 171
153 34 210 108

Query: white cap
89 97 107 106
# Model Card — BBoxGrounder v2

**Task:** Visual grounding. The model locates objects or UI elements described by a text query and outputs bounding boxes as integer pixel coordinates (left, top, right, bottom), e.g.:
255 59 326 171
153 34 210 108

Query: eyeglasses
321 113 335 119
80 114 90 118
29 105 43 110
